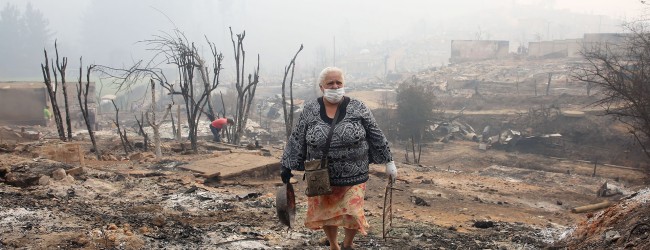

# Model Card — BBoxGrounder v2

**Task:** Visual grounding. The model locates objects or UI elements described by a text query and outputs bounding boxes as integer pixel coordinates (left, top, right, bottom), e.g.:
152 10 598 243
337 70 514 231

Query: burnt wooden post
404 143 410 163
410 136 416 164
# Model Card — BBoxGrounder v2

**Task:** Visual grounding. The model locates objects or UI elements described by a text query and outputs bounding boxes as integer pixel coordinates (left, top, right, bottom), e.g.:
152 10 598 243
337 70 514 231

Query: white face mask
323 87 345 103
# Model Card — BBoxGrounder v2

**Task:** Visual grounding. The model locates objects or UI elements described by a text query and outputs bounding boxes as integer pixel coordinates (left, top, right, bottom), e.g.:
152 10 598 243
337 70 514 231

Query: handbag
304 100 344 197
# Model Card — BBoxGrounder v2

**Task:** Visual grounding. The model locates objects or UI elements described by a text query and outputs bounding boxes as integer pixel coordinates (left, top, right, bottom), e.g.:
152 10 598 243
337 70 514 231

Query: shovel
275 182 296 228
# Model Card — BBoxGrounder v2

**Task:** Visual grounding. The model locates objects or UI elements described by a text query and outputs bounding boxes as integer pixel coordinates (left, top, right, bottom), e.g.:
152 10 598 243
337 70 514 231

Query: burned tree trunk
40 49 66 140
176 104 182 141
51 62 65 137
111 100 130 154
411 136 417 164
55 41 72 140
404 144 410 163
146 80 171 159
282 44 304 140
410 135 422 164
230 28 260 145
77 58 100 159
135 113 149 151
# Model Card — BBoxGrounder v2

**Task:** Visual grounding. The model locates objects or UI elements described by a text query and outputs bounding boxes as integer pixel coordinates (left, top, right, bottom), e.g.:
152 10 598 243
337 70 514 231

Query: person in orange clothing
209 117 234 142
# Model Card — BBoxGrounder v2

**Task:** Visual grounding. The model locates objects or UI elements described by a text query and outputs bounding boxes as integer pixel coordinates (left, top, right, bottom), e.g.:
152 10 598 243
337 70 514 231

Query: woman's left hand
385 161 397 181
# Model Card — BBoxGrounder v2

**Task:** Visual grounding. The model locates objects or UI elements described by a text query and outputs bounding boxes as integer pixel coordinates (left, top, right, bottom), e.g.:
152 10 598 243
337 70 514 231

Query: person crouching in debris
280 67 397 250
209 117 234 142
43 106 52 126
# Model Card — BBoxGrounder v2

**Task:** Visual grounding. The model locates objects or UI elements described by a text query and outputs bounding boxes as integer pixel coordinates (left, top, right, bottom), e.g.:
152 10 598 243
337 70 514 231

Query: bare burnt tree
40 48 65 140
142 30 224 152
95 32 223 153
77 57 100 159
94 59 174 147
146 79 172 159
111 100 130 154
229 28 260 145
54 41 73 140
282 44 304 140
574 23 650 160
206 38 226 125
95 62 175 155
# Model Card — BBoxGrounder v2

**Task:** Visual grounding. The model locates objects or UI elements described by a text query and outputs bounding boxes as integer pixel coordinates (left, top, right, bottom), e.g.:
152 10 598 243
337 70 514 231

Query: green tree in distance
396 77 436 143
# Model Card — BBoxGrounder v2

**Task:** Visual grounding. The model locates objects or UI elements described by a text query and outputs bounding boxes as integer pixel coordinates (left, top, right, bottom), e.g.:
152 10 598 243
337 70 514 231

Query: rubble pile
554 188 650 249
1 126 41 142
0 156 553 249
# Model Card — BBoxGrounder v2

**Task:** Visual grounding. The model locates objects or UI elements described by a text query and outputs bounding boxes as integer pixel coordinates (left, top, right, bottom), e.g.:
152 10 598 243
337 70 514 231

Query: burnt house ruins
0 81 96 126
451 33 630 63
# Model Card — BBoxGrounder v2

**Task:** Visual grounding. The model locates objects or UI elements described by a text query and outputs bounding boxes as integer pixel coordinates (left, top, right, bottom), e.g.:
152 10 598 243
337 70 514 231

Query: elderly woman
280 67 397 250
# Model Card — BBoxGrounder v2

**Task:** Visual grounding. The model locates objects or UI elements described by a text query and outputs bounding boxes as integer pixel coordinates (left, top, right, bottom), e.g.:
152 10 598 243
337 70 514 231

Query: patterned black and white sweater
281 97 392 186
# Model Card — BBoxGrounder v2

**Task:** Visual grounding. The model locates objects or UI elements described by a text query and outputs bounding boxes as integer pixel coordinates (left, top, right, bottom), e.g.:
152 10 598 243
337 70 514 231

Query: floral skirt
304 183 370 235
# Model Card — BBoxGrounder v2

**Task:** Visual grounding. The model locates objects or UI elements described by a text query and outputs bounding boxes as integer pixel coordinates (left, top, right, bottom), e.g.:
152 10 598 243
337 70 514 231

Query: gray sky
2 0 647 80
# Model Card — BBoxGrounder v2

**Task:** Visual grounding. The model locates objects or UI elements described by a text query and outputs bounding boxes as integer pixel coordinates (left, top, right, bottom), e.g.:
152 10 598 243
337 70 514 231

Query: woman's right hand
281 168 293 184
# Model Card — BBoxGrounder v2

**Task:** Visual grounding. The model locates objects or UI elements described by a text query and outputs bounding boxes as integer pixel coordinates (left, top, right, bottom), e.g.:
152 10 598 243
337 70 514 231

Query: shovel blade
276 183 296 228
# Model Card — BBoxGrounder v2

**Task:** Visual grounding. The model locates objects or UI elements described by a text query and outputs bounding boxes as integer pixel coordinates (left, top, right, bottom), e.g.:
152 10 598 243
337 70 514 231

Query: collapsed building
450 40 510 63
0 81 97 127
528 39 583 58
528 33 629 58
451 33 630 63
0 82 49 126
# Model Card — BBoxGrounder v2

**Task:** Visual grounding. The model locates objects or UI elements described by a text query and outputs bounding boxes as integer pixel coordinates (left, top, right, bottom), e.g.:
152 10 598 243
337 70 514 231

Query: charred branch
135 113 149 152
77 57 100 159
230 27 260 145
282 44 304 140
111 100 130 154
40 48 66 140
54 41 72 140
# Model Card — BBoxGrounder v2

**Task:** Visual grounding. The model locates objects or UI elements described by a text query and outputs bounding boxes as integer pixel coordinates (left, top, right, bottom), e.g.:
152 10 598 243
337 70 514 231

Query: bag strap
319 97 346 169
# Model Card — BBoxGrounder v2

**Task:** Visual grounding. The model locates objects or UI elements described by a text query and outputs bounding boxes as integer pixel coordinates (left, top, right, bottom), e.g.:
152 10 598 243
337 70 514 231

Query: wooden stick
571 200 612 213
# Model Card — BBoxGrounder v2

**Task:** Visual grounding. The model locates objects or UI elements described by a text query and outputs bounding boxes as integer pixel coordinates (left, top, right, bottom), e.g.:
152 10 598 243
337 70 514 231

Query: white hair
317 67 345 87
